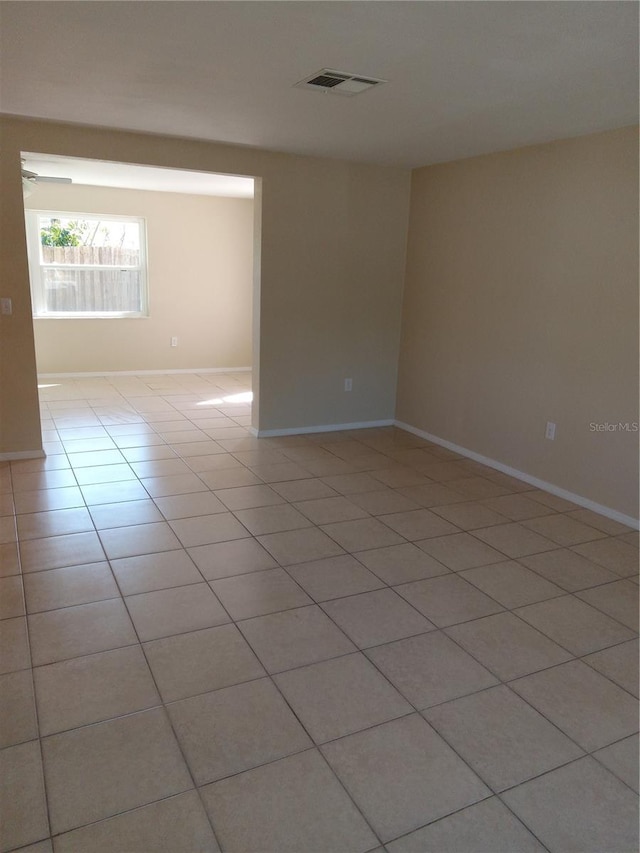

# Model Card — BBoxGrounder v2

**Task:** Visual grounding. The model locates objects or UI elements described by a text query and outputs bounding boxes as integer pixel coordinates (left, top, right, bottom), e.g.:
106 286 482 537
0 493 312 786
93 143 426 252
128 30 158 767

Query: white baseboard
0 449 46 462
37 367 252 379
255 419 395 438
395 420 640 530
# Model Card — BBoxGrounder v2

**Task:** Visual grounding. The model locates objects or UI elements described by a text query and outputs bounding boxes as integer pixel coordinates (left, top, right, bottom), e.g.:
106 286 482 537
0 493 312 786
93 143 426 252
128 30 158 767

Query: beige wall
0 116 410 452
397 126 639 519
25 183 253 373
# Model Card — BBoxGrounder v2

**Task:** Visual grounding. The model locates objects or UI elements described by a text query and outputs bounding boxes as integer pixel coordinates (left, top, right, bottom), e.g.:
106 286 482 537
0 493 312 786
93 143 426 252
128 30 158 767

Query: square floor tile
472 523 557 558
515 595 635 656
287 554 385 601
511 659 639 751
519 548 620 591
319 473 382 494
129 459 192 478
34 645 159 735
348 489 421 516
322 588 434 649
322 714 489 843
81 480 150 506
14 487 84 515
53 790 219 853
258 527 345 566
125 583 229 641
110 550 203 595
23 562 118 613
154 491 227 520
448 477 511 500
274 653 411 743
143 623 264 702
417 532 506 570
396 574 503 627
73 464 135 486
576 580 639 631
234 504 312 535
321 517 406 552
169 512 250 547
398 483 468 507
42 708 192 834
386 797 545 853
214 484 284 511
567 509 634 536
12 469 77 492
445 612 572 681
0 542 20 577
381 509 460 541
239 605 355 672
366 631 498 709
0 669 38 748
29 598 137 666
0 740 49 851
429 501 508 531
17 507 94 541
0 617 31 674
522 514 607 547
572 538 639 578
200 749 377 853
0 575 25 619
501 757 639 853
593 734 639 793
0 516 17 546
99 521 182 559
354 542 450 584
88 500 163 529
141 474 208 498
67 449 126 469
210 567 311 620
271 478 339 502
188 538 277 580
424 684 583 791
460 561 564 608
20 532 105 573
480 493 556 521
168 678 312 784
583 639 639 697
294 496 369 525
199 469 262 490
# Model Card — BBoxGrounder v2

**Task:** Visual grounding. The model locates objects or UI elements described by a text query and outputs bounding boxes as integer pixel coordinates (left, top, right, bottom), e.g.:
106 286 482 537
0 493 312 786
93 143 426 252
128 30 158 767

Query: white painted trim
0 449 46 461
256 419 395 438
37 367 252 379
395 420 640 530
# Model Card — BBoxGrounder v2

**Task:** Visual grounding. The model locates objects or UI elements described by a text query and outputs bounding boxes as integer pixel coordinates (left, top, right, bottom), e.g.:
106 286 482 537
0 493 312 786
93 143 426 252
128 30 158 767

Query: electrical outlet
344 378 352 392
545 421 556 440
0 298 12 315
171 337 178 347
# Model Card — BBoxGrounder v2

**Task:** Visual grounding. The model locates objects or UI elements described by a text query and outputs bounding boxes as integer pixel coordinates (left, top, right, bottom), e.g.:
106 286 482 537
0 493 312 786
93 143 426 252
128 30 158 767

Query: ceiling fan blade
34 176 72 184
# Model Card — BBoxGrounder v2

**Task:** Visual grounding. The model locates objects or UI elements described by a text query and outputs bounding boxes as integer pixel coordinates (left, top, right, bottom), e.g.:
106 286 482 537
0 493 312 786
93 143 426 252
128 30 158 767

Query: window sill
33 313 149 320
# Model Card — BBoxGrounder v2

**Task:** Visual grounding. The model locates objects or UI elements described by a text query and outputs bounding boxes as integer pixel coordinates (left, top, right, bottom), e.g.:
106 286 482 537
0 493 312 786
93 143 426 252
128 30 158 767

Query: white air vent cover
295 69 387 96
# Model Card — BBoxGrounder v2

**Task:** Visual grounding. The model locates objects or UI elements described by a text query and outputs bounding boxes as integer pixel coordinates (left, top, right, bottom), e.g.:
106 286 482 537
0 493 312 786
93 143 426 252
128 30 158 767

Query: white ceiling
21 154 255 197
2 1 638 168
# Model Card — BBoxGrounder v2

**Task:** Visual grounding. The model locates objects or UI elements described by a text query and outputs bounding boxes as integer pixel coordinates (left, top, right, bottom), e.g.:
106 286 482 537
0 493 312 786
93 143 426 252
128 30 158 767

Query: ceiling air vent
295 69 387 96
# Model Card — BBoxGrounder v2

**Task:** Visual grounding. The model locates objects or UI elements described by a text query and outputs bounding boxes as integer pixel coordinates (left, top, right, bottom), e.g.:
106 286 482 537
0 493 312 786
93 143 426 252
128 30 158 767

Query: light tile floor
0 372 638 853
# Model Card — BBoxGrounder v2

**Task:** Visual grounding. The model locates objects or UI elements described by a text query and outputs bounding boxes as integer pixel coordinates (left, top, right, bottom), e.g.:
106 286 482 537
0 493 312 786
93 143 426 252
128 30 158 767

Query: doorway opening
21 153 261 438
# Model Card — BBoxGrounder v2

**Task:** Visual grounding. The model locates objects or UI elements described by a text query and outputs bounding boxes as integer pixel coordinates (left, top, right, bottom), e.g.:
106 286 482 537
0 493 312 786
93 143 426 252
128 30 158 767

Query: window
25 211 148 318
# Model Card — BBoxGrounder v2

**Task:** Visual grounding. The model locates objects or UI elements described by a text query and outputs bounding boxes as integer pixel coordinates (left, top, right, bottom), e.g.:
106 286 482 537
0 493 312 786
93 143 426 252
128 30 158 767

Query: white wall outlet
545 421 556 440
344 378 352 392
0 298 12 315
171 337 178 347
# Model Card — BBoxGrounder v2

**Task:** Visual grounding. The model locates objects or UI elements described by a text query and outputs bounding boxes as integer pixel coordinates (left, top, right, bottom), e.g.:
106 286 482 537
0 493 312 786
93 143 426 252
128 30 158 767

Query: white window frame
25 210 149 319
